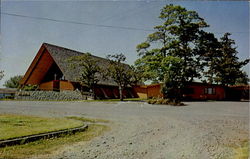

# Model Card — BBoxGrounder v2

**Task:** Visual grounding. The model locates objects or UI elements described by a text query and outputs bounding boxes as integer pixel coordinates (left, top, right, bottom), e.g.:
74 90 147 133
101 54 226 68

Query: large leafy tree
106 53 136 101
4 75 23 88
67 53 101 98
212 33 249 86
135 4 208 83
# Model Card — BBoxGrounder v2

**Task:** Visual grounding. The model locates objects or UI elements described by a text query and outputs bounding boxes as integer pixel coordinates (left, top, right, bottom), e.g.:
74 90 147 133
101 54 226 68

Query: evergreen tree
235 71 249 85
213 33 249 86
135 4 209 100
135 4 208 83
195 31 222 83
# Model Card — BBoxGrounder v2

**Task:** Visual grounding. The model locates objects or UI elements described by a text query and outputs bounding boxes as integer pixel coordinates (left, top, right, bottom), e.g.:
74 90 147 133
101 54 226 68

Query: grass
223 139 249 159
232 140 249 159
0 124 109 159
0 114 83 140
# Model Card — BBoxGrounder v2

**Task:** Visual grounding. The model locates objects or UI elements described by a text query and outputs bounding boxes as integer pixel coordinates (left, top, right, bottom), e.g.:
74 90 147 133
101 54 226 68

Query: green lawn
0 114 83 140
0 114 110 158
0 124 109 159
232 140 249 159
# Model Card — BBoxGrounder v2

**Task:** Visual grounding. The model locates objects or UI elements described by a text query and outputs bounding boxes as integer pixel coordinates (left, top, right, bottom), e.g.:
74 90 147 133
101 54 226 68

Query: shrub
147 98 184 106
148 99 157 104
155 99 164 104
161 99 169 105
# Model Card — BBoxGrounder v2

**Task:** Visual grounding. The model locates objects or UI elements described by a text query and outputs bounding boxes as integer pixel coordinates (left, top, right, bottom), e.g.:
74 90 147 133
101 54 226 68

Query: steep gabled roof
21 43 126 86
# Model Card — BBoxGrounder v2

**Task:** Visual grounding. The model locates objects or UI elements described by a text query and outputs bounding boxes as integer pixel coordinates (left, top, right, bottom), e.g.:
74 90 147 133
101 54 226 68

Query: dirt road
0 101 248 159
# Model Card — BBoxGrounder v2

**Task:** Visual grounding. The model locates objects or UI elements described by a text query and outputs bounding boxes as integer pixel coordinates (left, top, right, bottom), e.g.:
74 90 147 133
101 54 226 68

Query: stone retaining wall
15 90 85 101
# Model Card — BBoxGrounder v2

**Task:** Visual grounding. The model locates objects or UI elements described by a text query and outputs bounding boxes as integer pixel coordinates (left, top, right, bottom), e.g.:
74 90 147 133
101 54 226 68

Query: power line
1 12 154 32
1 12 248 35
100 4 159 24
81 4 155 33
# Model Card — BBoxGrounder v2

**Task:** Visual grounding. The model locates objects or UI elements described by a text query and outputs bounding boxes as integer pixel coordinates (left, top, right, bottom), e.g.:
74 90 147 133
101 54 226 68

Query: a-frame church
20 43 138 99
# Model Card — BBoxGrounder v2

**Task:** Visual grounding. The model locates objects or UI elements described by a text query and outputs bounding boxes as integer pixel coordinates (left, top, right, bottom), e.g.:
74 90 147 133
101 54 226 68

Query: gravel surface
0 101 249 159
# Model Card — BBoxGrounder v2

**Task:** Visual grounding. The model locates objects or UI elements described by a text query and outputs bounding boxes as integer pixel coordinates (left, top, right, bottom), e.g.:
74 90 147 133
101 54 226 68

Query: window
204 87 216 95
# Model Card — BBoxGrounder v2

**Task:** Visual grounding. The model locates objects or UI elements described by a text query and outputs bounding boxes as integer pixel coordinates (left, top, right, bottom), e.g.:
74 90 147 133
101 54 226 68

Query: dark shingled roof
43 43 125 86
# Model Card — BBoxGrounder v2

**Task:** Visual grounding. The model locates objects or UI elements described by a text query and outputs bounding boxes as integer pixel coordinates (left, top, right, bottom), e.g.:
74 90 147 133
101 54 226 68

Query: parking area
0 101 249 159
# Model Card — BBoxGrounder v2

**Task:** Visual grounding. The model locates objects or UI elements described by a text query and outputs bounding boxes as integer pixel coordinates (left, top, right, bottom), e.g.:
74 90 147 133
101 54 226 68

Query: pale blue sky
0 0 249 87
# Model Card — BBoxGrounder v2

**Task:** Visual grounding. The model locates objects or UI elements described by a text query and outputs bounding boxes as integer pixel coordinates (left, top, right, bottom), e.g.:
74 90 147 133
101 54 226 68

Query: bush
155 99 164 104
147 98 184 106
148 99 157 104
161 99 169 105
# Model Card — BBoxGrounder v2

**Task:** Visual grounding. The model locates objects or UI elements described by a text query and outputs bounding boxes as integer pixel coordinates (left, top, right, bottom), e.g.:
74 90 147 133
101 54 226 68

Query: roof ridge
42 42 109 61
42 42 85 55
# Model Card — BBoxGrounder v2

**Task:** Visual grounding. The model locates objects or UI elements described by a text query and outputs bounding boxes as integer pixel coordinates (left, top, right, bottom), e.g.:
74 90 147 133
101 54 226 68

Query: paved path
0 101 249 159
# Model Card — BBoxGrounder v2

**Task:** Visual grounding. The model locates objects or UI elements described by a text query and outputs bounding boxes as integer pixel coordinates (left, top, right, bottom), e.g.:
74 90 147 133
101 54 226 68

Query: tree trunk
91 86 96 100
119 85 123 101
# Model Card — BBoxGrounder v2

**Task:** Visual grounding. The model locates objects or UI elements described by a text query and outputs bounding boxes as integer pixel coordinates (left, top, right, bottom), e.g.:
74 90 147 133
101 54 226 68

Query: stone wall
15 90 85 101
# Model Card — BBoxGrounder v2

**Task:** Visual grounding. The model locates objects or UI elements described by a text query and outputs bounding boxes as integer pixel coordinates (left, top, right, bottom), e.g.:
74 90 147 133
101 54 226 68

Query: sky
0 0 249 87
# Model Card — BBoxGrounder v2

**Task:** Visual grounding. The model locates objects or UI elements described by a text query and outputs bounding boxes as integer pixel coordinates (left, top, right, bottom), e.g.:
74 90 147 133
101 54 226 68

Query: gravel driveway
0 101 249 159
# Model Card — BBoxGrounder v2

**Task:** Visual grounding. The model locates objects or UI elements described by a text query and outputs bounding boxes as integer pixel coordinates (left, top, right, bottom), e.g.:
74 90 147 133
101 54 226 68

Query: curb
0 124 88 147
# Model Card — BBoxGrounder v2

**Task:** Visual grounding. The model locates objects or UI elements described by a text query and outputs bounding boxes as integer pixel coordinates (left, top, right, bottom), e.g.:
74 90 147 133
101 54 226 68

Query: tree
67 53 101 98
106 53 136 101
135 4 209 99
212 33 249 86
0 70 4 80
130 65 144 85
4 75 23 88
23 84 38 91
194 31 222 83
235 71 249 85
161 56 184 102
